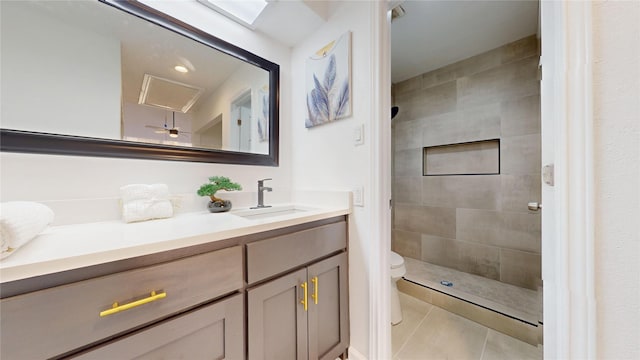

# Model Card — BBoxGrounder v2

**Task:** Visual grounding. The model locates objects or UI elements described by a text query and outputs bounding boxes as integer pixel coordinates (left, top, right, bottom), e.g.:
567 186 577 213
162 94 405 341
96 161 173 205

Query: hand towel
120 184 170 203
120 184 173 223
1 201 55 259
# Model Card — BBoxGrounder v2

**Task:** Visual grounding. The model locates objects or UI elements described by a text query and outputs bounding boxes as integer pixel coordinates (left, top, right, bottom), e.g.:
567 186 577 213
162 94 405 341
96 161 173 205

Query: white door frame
370 1 596 358
540 1 596 358
368 1 392 359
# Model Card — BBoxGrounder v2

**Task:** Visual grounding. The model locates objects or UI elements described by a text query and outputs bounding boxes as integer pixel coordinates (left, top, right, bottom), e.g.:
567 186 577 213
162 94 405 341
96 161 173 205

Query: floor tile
480 329 542 360
403 257 541 323
392 293 433 356
395 307 488 360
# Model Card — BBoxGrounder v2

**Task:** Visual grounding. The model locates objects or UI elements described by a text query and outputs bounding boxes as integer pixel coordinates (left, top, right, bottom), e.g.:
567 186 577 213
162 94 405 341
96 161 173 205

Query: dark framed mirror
0 0 279 166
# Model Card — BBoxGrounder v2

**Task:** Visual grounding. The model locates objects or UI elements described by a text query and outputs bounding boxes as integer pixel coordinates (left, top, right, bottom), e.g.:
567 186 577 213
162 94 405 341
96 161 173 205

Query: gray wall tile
422 175 501 210
393 118 423 151
394 75 422 96
396 81 457 121
501 134 541 175
394 204 456 238
501 174 541 212
422 235 500 280
392 36 541 290
500 35 539 64
501 212 541 253
501 94 541 137
457 56 539 110
457 209 541 253
394 148 422 176
423 104 500 147
500 249 541 290
456 208 502 245
392 229 422 260
424 140 499 175
393 176 422 204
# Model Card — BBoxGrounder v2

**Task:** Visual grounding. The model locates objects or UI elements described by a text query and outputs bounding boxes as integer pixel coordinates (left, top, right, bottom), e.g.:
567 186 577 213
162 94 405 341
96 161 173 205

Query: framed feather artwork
305 31 352 128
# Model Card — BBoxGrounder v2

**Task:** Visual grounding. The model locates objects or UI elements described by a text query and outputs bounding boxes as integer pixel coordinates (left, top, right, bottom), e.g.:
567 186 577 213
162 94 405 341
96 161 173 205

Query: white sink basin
232 205 311 220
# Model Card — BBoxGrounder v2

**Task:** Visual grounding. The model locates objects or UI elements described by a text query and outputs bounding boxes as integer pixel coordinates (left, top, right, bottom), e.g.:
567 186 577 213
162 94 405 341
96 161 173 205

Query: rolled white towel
1 201 55 259
120 184 173 223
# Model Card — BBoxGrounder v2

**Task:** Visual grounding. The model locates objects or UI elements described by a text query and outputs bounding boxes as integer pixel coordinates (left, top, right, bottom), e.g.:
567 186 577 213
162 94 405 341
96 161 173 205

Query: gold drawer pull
311 276 319 305
300 282 308 311
99 291 167 317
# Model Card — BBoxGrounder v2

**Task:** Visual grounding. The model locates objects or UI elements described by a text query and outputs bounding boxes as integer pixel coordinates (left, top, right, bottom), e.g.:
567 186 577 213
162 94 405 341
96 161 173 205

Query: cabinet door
74 294 244 360
248 268 308 360
307 253 349 360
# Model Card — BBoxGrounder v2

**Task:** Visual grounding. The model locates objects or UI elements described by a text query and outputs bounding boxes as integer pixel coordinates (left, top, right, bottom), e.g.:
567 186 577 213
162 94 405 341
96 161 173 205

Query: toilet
390 251 406 325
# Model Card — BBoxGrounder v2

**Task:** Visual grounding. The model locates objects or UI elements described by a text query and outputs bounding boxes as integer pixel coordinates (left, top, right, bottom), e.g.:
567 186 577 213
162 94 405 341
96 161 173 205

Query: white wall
0 1 121 139
291 2 375 357
122 102 193 146
193 63 270 154
592 1 640 359
0 1 292 215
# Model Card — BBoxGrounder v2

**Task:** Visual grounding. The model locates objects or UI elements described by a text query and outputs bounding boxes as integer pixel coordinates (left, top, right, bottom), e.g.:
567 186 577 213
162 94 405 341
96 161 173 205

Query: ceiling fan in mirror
145 111 190 138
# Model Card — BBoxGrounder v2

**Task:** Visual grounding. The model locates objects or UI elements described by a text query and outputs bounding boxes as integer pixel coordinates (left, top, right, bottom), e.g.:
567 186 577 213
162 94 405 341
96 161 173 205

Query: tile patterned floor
403 258 542 324
392 293 542 360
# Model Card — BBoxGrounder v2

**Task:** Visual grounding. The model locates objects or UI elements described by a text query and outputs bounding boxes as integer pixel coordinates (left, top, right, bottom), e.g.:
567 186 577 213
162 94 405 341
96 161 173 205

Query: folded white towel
1 201 55 259
120 184 170 203
120 184 173 223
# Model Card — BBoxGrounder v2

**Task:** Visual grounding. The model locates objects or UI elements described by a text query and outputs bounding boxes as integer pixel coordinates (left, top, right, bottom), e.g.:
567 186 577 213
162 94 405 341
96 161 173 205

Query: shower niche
423 139 500 176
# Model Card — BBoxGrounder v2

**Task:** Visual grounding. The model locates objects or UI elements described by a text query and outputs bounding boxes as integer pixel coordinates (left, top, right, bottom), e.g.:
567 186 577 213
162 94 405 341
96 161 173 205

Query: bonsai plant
197 176 242 213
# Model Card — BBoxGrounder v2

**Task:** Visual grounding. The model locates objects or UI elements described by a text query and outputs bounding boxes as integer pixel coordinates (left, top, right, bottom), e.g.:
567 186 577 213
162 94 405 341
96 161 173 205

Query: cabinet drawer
0 246 242 360
247 221 346 284
73 293 244 360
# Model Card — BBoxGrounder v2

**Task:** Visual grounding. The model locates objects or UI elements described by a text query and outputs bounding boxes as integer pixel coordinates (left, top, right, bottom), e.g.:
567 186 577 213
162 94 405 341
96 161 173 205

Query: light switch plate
354 124 364 146
353 186 364 207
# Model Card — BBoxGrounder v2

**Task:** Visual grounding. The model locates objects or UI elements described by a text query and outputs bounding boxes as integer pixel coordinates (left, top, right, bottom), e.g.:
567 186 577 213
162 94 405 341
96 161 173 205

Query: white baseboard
348 346 367 360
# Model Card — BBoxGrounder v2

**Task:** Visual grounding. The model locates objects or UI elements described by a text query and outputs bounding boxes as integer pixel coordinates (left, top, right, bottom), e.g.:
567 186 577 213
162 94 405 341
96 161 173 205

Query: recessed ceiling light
174 65 189 73
197 0 268 29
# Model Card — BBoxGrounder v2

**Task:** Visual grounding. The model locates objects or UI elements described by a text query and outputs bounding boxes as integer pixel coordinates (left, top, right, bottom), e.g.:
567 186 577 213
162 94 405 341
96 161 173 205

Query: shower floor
403 257 542 325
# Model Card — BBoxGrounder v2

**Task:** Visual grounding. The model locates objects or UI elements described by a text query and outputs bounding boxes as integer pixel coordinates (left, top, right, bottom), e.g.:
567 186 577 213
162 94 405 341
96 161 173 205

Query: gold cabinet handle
100 291 167 317
300 282 308 311
311 276 319 305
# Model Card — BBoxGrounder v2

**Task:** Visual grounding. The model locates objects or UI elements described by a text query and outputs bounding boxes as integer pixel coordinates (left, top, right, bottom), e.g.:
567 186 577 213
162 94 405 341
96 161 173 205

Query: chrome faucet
251 178 272 209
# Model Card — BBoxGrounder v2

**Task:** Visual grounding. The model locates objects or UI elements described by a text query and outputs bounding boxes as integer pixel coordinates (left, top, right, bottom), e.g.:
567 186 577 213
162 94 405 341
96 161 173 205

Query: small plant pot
207 199 232 213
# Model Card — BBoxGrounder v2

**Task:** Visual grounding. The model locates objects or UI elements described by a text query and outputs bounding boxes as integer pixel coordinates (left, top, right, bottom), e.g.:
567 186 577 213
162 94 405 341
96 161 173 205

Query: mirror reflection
1 0 270 155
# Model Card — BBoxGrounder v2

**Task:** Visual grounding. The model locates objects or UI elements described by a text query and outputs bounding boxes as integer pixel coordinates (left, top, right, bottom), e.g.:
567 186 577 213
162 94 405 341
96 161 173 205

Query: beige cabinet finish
0 217 348 360
248 268 309 360
0 246 242 359
308 253 349 360
247 221 347 284
248 253 349 360
73 294 244 360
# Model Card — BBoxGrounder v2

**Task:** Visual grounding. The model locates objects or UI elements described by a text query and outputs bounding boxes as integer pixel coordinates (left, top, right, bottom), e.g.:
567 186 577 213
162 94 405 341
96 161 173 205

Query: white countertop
0 200 350 284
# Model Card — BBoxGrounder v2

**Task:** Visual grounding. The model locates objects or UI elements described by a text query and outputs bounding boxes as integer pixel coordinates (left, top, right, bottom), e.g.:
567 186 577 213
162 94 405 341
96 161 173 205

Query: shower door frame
372 1 597 359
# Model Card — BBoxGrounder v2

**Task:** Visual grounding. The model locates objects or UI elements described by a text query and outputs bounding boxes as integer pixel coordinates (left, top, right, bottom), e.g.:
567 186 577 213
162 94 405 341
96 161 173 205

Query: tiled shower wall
391 35 541 290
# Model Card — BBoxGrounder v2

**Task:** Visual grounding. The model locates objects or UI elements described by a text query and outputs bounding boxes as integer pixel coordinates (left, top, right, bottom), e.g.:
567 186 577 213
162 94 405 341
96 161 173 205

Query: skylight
197 0 268 29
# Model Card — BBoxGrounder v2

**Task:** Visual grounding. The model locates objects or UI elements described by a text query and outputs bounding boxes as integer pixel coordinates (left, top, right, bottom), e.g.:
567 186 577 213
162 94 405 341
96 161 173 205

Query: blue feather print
311 74 330 121
306 41 350 126
324 55 337 92
334 79 350 119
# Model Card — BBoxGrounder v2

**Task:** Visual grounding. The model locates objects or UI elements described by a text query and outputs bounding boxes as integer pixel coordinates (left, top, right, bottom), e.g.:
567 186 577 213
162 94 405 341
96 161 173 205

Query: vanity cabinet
73 294 243 360
246 222 349 360
0 246 243 359
0 216 349 360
